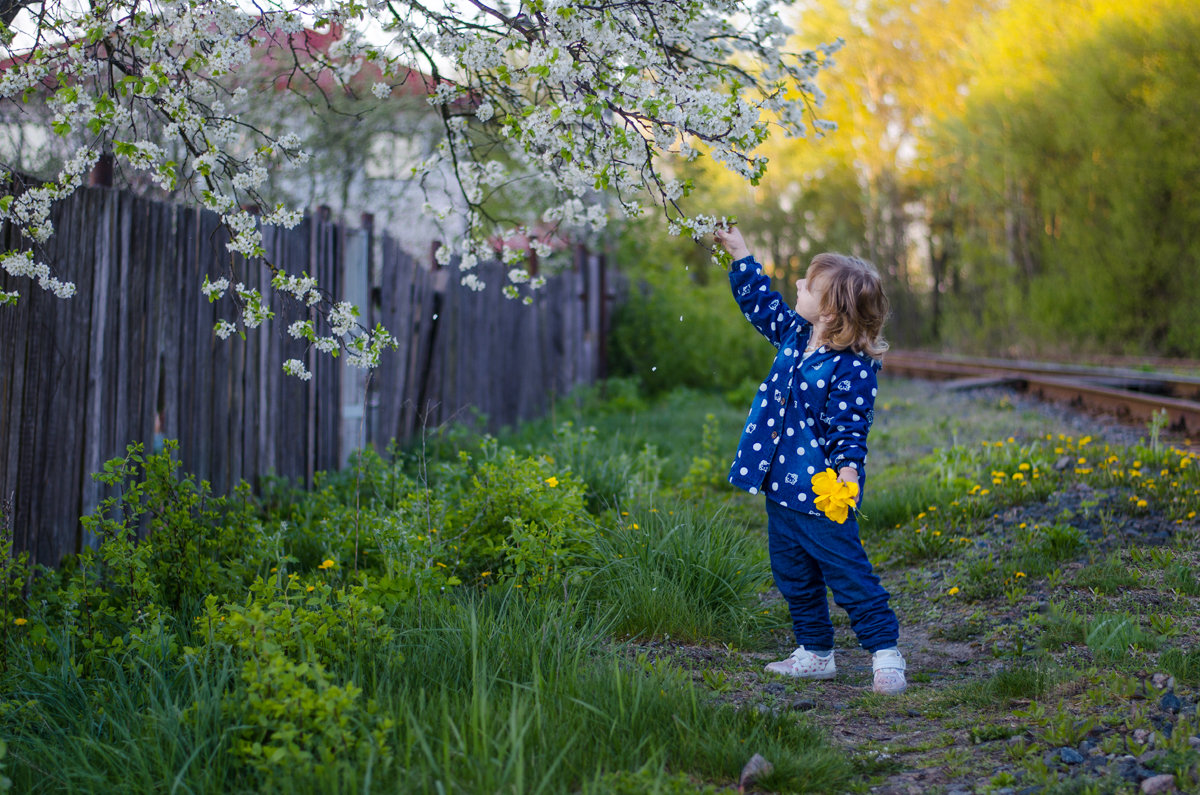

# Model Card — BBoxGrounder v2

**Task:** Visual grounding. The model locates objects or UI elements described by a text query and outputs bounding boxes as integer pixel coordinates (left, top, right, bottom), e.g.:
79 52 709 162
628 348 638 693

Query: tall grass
2 594 849 793
574 502 773 644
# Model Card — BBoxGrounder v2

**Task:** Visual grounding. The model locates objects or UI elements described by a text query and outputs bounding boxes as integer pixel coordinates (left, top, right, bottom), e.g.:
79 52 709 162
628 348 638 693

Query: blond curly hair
806 253 890 359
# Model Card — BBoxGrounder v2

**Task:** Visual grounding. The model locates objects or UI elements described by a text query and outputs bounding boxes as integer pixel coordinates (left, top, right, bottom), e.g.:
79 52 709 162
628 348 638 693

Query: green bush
445 437 590 590
608 263 769 396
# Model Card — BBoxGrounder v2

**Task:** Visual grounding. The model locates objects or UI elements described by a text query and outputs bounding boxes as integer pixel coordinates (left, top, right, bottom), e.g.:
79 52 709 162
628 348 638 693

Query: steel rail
882 351 1200 434
885 351 1200 400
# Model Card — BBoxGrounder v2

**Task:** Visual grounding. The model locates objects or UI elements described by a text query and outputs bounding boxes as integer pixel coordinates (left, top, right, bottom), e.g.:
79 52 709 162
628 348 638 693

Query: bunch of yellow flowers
811 469 860 524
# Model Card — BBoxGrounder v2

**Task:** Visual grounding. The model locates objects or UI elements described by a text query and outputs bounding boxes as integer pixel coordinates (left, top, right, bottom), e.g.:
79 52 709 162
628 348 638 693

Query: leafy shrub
191 575 395 781
678 413 730 496
536 421 663 512
608 265 768 396
446 438 591 590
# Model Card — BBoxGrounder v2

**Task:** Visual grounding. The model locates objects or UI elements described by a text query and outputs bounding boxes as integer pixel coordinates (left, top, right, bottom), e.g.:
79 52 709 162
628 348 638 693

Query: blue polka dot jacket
727 256 880 516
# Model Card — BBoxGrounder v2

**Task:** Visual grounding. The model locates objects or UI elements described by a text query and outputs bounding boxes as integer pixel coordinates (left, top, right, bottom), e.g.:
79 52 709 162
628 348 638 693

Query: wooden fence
0 185 608 567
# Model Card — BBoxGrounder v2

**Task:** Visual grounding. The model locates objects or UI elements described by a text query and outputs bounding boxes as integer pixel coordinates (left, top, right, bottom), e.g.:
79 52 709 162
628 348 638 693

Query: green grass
575 501 775 645
950 662 1060 708
6 376 1200 793
4 595 851 794
1073 554 1141 595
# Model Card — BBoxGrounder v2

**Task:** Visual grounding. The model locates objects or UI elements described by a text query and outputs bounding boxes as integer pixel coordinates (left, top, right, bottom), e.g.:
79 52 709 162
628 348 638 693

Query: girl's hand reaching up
713 224 751 261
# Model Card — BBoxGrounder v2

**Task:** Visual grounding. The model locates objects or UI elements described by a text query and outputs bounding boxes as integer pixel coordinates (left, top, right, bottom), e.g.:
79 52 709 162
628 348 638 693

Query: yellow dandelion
318 559 335 570
632 522 639 529
1015 572 1026 578
1019 522 1027 529
306 585 315 593
948 586 960 596
481 571 491 577
1019 463 1031 471
1079 436 1092 446
435 561 447 568
981 489 990 496
544 476 559 488
1012 473 1025 481
14 617 28 626
917 512 927 520
1136 499 1148 508
932 530 942 537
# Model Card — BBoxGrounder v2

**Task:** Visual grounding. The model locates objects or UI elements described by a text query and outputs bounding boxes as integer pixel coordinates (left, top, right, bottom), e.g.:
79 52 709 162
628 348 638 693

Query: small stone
1189 736 1200 750
1160 690 1182 713
1079 739 1095 754
1140 774 1176 794
1058 747 1085 764
832 702 848 711
1117 759 1154 783
763 682 787 695
948 790 971 795
1133 728 1153 745
1138 749 1165 765
1016 786 1044 795
1151 673 1171 689
738 753 774 790
789 698 817 711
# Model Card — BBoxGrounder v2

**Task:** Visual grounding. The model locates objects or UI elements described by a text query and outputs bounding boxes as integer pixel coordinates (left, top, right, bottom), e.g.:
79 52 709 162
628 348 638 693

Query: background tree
0 0 841 377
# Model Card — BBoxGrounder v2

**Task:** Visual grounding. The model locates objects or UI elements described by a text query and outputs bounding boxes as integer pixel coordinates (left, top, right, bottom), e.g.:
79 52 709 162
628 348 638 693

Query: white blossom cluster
1 251 75 299
393 0 838 297
1 0 835 374
282 358 312 381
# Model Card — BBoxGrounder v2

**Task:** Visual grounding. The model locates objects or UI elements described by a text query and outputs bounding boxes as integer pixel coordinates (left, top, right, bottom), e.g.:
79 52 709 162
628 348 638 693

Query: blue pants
766 500 899 653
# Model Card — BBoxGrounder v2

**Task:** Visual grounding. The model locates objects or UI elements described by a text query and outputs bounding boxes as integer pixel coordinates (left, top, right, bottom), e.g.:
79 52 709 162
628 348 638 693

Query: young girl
714 225 906 695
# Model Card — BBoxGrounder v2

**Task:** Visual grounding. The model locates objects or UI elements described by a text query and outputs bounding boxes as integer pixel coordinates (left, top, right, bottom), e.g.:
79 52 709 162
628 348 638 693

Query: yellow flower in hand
811 468 859 524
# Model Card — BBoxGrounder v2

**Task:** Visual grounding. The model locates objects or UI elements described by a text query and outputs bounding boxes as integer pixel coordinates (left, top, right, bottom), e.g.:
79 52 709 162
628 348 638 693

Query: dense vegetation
1 376 1199 792
644 0 1200 358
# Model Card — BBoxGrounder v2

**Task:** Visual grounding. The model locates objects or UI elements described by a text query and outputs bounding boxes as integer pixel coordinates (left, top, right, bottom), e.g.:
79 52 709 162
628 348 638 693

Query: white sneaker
764 646 836 679
872 648 907 694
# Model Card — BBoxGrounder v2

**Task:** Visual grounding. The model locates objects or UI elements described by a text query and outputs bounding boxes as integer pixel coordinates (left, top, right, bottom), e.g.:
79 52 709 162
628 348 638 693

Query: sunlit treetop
0 0 839 377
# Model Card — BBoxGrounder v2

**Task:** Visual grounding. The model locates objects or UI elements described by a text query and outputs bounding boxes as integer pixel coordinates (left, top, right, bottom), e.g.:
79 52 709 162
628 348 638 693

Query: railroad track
883 351 1200 435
